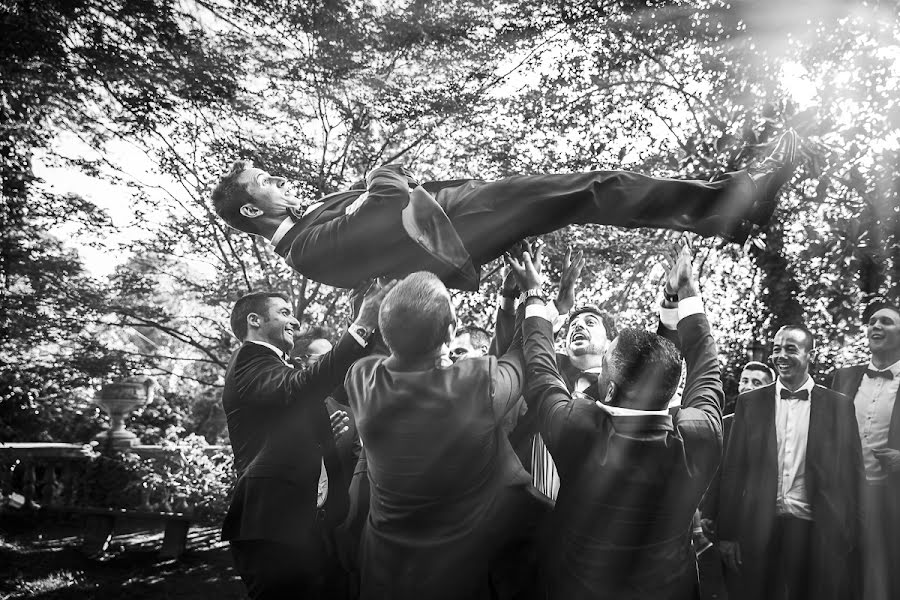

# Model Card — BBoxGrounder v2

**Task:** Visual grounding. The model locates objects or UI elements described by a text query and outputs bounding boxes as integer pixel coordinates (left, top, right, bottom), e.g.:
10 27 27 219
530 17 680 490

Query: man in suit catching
220 284 391 599
211 132 798 291
830 299 900 600
506 243 723 599
718 325 864 600
344 270 548 600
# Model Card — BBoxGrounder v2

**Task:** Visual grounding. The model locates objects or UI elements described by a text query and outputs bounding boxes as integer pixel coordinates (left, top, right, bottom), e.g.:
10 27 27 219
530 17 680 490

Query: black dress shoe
746 130 799 227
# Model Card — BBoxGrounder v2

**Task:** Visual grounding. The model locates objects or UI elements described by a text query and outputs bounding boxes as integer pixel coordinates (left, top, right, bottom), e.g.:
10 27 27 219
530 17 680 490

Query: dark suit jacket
718 383 864 600
830 365 900 488
275 165 478 290
830 364 900 597
345 335 547 600
220 332 367 545
522 312 724 600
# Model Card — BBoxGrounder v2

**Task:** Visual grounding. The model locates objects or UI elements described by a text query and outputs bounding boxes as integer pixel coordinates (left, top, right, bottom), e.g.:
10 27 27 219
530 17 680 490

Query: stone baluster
173 494 190 514
22 460 36 509
158 488 172 512
139 484 153 512
0 460 9 507
41 462 58 506
61 460 77 508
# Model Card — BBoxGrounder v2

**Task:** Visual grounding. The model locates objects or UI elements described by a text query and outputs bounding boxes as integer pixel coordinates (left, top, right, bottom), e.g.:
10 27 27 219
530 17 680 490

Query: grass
0 515 245 599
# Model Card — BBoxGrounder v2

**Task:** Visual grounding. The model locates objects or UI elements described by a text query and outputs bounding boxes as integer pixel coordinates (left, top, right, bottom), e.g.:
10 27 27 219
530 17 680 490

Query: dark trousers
427 170 755 265
230 534 344 600
764 516 812 600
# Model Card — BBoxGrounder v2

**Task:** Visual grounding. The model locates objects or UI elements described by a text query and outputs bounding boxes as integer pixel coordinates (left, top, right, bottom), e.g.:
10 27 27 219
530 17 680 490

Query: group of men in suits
213 131 896 600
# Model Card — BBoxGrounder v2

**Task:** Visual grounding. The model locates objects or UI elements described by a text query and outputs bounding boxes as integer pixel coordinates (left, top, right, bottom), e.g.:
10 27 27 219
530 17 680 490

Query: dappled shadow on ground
0 516 245 599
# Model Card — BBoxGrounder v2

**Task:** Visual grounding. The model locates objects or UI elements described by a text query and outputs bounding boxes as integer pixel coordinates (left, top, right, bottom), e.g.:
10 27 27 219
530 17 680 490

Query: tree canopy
2 0 898 442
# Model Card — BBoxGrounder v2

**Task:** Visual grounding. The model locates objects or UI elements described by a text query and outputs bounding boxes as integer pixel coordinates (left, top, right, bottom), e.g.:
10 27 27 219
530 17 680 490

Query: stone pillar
94 377 156 449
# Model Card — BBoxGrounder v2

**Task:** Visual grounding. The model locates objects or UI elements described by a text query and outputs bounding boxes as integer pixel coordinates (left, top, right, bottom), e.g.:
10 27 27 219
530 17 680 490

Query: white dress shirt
774 376 815 521
854 358 900 481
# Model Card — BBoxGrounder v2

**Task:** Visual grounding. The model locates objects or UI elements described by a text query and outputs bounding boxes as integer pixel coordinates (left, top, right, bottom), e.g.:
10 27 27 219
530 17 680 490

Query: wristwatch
663 289 679 303
351 325 374 342
522 287 546 302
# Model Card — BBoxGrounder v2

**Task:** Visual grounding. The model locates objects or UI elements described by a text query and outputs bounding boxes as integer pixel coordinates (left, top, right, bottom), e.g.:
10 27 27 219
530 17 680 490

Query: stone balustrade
0 442 229 514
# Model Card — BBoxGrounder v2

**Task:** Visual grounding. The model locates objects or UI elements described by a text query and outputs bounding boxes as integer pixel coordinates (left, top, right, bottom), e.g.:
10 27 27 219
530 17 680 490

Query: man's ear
604 381 618 405
247 312 261 331
240 204 264 219
445 321 457 345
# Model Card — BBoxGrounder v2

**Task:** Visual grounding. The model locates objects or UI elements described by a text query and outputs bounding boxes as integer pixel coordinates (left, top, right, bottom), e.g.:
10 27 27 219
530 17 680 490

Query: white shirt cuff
348 328 368 347
525 302 556 322
677 295 705 322
659 305 679 330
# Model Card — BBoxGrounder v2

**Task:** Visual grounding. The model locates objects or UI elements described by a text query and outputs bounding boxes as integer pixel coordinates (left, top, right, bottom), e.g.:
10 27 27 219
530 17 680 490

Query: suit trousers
427 170 754 266
765 516 813 600
861 482 892 600
230 530 344 600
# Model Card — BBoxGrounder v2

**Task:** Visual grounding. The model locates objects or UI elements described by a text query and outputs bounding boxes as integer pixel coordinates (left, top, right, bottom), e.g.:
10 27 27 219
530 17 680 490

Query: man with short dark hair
739 361 775 395
220 284 391 599
448 325 492 362
211 132 798 290
507 244 724 599
345 271 546 600
719 325 864 600
830 299 900 600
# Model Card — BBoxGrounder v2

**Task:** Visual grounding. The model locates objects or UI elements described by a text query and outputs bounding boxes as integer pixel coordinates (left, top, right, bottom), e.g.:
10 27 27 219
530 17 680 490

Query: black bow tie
866 368 894 380
780 388 809 401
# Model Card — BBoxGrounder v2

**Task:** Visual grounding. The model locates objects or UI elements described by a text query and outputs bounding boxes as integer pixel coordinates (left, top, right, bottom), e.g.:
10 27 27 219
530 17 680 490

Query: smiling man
718 325 863 600
220 286 390 599
830 299 900 600
211 132 797 291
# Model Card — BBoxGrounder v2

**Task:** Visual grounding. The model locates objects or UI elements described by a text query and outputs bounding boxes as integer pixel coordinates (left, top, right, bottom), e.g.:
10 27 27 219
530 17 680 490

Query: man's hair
230 291 289 341
455 325 491 349
565 304 617 341
742 360 774 382
863 298 900 323
379 272 454 359
211 160 255 233
609 328 682 409
777 324 816 352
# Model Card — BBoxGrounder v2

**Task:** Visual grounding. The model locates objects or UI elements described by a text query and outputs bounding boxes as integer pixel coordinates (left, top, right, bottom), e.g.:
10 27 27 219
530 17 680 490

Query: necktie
779 388 809 401
866 368 894 380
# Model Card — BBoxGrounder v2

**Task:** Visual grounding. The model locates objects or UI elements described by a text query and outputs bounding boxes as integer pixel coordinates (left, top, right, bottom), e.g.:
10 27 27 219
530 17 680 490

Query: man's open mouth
571 331 588 343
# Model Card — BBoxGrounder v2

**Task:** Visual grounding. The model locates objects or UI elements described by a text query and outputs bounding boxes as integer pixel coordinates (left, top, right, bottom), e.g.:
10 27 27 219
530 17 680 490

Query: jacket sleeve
237 331 368 406
491 304 525 420
490 304 517 357
717 394 749 541
523 312 593 467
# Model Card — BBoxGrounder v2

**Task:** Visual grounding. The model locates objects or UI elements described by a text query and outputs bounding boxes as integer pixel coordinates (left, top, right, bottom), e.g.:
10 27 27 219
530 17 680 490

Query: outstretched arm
507 246 592 464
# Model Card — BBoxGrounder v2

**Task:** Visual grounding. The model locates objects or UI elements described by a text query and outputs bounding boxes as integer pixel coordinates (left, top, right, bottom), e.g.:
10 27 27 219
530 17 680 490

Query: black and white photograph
1 0 898 598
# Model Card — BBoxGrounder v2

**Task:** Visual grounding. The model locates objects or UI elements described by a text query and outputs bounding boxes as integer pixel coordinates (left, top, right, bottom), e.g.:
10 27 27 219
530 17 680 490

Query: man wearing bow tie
220 284 391 599
718 325 864 600
830 300 900 600
210 131 798 291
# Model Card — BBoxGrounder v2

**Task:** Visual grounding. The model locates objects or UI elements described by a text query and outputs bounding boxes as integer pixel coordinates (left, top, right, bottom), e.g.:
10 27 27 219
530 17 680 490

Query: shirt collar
595 401 669 417
270 217 297 247
247 340 291 365
867 357 900 377
775 374 814 398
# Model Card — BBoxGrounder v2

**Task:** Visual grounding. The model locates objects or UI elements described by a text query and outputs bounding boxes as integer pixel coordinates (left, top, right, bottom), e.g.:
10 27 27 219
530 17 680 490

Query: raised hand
664 238 698 300
355 279 398 331
330 409 350 441
555 246 585 315
504 242 545 293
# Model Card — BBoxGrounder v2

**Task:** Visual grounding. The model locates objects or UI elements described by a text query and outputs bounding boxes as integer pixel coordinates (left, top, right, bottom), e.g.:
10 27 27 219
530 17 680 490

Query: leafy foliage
2 0 899 445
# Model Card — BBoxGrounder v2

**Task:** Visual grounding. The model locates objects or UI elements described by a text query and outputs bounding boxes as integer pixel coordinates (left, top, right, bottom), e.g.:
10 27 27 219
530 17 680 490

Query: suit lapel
806 385 827 502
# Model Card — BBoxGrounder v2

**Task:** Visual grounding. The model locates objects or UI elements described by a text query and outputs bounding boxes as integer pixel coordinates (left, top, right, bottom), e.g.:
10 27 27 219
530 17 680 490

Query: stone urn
94 376 156 448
